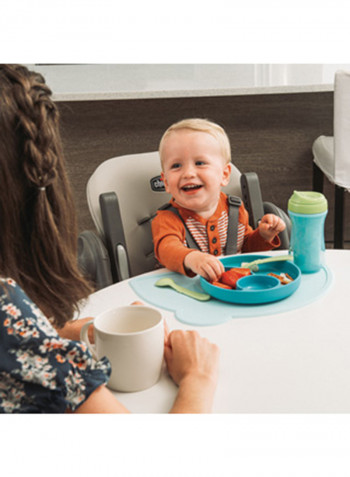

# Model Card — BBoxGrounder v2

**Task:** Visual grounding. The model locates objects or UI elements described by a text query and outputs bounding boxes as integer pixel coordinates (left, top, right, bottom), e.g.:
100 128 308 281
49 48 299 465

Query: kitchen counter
28 64 336 102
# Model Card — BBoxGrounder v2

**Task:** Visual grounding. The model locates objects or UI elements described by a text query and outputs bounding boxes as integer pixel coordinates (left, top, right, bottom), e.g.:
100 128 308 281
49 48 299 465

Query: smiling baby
151 118 285 281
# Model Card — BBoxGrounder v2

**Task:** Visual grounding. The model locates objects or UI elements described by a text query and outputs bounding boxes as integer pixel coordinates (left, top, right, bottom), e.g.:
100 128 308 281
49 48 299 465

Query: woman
0 64 219 413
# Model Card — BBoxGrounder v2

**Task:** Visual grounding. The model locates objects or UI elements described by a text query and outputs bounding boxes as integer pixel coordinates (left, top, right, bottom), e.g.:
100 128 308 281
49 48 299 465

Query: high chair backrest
87 151 242 278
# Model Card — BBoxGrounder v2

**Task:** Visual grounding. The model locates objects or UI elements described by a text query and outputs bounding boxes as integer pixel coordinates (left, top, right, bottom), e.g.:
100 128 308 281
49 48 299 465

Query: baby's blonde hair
159 118 231 167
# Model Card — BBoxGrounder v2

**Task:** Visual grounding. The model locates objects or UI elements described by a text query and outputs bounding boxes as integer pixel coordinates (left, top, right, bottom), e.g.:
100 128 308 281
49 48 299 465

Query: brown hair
159 118 232 167
0 64 92 327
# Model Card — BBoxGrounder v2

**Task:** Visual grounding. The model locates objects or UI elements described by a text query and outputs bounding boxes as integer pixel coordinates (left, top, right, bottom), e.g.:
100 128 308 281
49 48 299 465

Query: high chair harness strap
158 195 241 255
226 195 242 255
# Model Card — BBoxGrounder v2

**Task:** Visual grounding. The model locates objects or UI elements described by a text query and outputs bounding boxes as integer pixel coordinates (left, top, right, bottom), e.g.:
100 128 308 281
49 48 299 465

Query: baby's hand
184 251 224 282
258 214 286 242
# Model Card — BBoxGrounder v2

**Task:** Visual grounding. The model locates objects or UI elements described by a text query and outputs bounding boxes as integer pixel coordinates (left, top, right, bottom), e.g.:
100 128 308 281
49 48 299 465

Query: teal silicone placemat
129 266 333 327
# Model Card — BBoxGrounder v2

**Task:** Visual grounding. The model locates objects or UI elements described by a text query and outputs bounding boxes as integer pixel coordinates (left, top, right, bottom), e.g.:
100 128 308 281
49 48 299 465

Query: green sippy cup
288 191 328 273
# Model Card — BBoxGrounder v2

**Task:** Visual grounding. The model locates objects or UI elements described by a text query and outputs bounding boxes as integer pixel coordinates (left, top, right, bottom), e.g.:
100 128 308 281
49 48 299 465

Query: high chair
78 151 291 286
312 70 350 249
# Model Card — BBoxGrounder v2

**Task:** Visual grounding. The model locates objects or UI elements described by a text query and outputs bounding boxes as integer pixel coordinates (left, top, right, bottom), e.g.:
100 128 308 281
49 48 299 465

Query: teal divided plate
199 254 301 304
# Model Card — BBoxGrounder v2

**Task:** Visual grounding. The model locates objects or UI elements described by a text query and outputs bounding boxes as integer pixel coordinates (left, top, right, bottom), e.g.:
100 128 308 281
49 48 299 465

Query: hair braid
6 67 59 189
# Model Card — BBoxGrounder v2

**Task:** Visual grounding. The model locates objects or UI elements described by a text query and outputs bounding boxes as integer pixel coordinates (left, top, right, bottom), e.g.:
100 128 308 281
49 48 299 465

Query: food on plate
211 281 232 290
210 267 294 290
267 272 294 285
212 267 252 289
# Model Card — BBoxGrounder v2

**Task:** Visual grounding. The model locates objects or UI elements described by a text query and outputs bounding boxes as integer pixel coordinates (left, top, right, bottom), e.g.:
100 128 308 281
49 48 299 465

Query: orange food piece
267 272 283 282
220 267 251 289
221 270 240 288
267 272 294 285
211 281 232 290
230 268 252 277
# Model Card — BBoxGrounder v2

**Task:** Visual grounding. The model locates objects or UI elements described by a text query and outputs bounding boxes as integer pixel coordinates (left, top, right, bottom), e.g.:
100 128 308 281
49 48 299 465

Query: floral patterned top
0 278 111 413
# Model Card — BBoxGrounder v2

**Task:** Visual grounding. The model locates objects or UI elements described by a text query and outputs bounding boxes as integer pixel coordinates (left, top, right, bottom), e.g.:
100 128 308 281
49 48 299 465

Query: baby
151 118 286 282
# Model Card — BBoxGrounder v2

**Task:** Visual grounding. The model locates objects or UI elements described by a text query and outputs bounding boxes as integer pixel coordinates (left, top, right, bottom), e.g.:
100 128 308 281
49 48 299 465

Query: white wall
254 64 350 86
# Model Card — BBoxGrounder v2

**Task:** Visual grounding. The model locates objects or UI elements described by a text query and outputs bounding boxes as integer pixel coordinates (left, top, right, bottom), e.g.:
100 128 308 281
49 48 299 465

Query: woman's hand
164 329 219 387
164 329 220 413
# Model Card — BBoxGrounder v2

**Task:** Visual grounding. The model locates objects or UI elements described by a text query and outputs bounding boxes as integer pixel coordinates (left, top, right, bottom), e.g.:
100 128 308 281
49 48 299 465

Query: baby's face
161 129 231 219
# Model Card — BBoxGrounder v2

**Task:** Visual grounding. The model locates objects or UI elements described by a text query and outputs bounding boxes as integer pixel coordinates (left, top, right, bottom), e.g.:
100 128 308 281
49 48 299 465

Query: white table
78 250 350 413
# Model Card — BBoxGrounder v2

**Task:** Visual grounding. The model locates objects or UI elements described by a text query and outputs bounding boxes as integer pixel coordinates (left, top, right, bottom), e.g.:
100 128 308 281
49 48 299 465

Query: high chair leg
313 162 324 193
334 185 345 249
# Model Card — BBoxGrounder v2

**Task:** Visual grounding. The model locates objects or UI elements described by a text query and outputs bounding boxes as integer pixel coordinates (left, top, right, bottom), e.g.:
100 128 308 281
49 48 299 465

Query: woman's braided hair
0 64 92 327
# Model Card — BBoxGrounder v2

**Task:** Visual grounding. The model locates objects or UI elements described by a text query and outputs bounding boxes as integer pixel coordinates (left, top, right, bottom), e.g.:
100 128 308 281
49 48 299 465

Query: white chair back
333 70 350 189
313 70 350 191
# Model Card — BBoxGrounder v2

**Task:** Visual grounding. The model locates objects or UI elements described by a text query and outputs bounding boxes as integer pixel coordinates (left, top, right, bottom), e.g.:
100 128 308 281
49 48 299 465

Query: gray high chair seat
78 151 291 288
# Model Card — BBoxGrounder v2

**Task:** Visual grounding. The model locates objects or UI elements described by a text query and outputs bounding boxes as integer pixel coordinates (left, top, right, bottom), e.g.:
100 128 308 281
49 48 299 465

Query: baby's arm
152 209 225 280
152 209 201 276
258 214 286 242
184 251 224 282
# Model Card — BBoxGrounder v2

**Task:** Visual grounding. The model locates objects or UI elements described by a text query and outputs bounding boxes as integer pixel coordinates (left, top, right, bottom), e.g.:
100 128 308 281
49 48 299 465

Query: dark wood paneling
58 91 349 247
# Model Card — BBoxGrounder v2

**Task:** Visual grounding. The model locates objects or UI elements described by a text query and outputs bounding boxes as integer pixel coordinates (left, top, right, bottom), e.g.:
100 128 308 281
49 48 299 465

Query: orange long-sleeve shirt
152 192 280 276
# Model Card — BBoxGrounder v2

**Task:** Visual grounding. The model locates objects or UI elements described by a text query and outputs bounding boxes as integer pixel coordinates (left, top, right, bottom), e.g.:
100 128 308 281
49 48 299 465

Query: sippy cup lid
288 191 328 214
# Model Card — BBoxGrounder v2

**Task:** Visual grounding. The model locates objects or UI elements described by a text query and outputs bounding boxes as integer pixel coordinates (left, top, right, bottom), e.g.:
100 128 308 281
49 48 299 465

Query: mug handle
80 320 97 360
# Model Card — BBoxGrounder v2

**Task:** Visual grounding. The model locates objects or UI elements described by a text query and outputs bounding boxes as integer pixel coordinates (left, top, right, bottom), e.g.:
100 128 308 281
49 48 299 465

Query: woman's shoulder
1 277 32 302
0 277 110 413
0 277 57 336
0 277 22 292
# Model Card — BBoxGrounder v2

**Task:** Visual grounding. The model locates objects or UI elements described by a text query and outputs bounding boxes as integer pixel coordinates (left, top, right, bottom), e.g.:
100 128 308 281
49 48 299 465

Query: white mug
80 306 164 392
